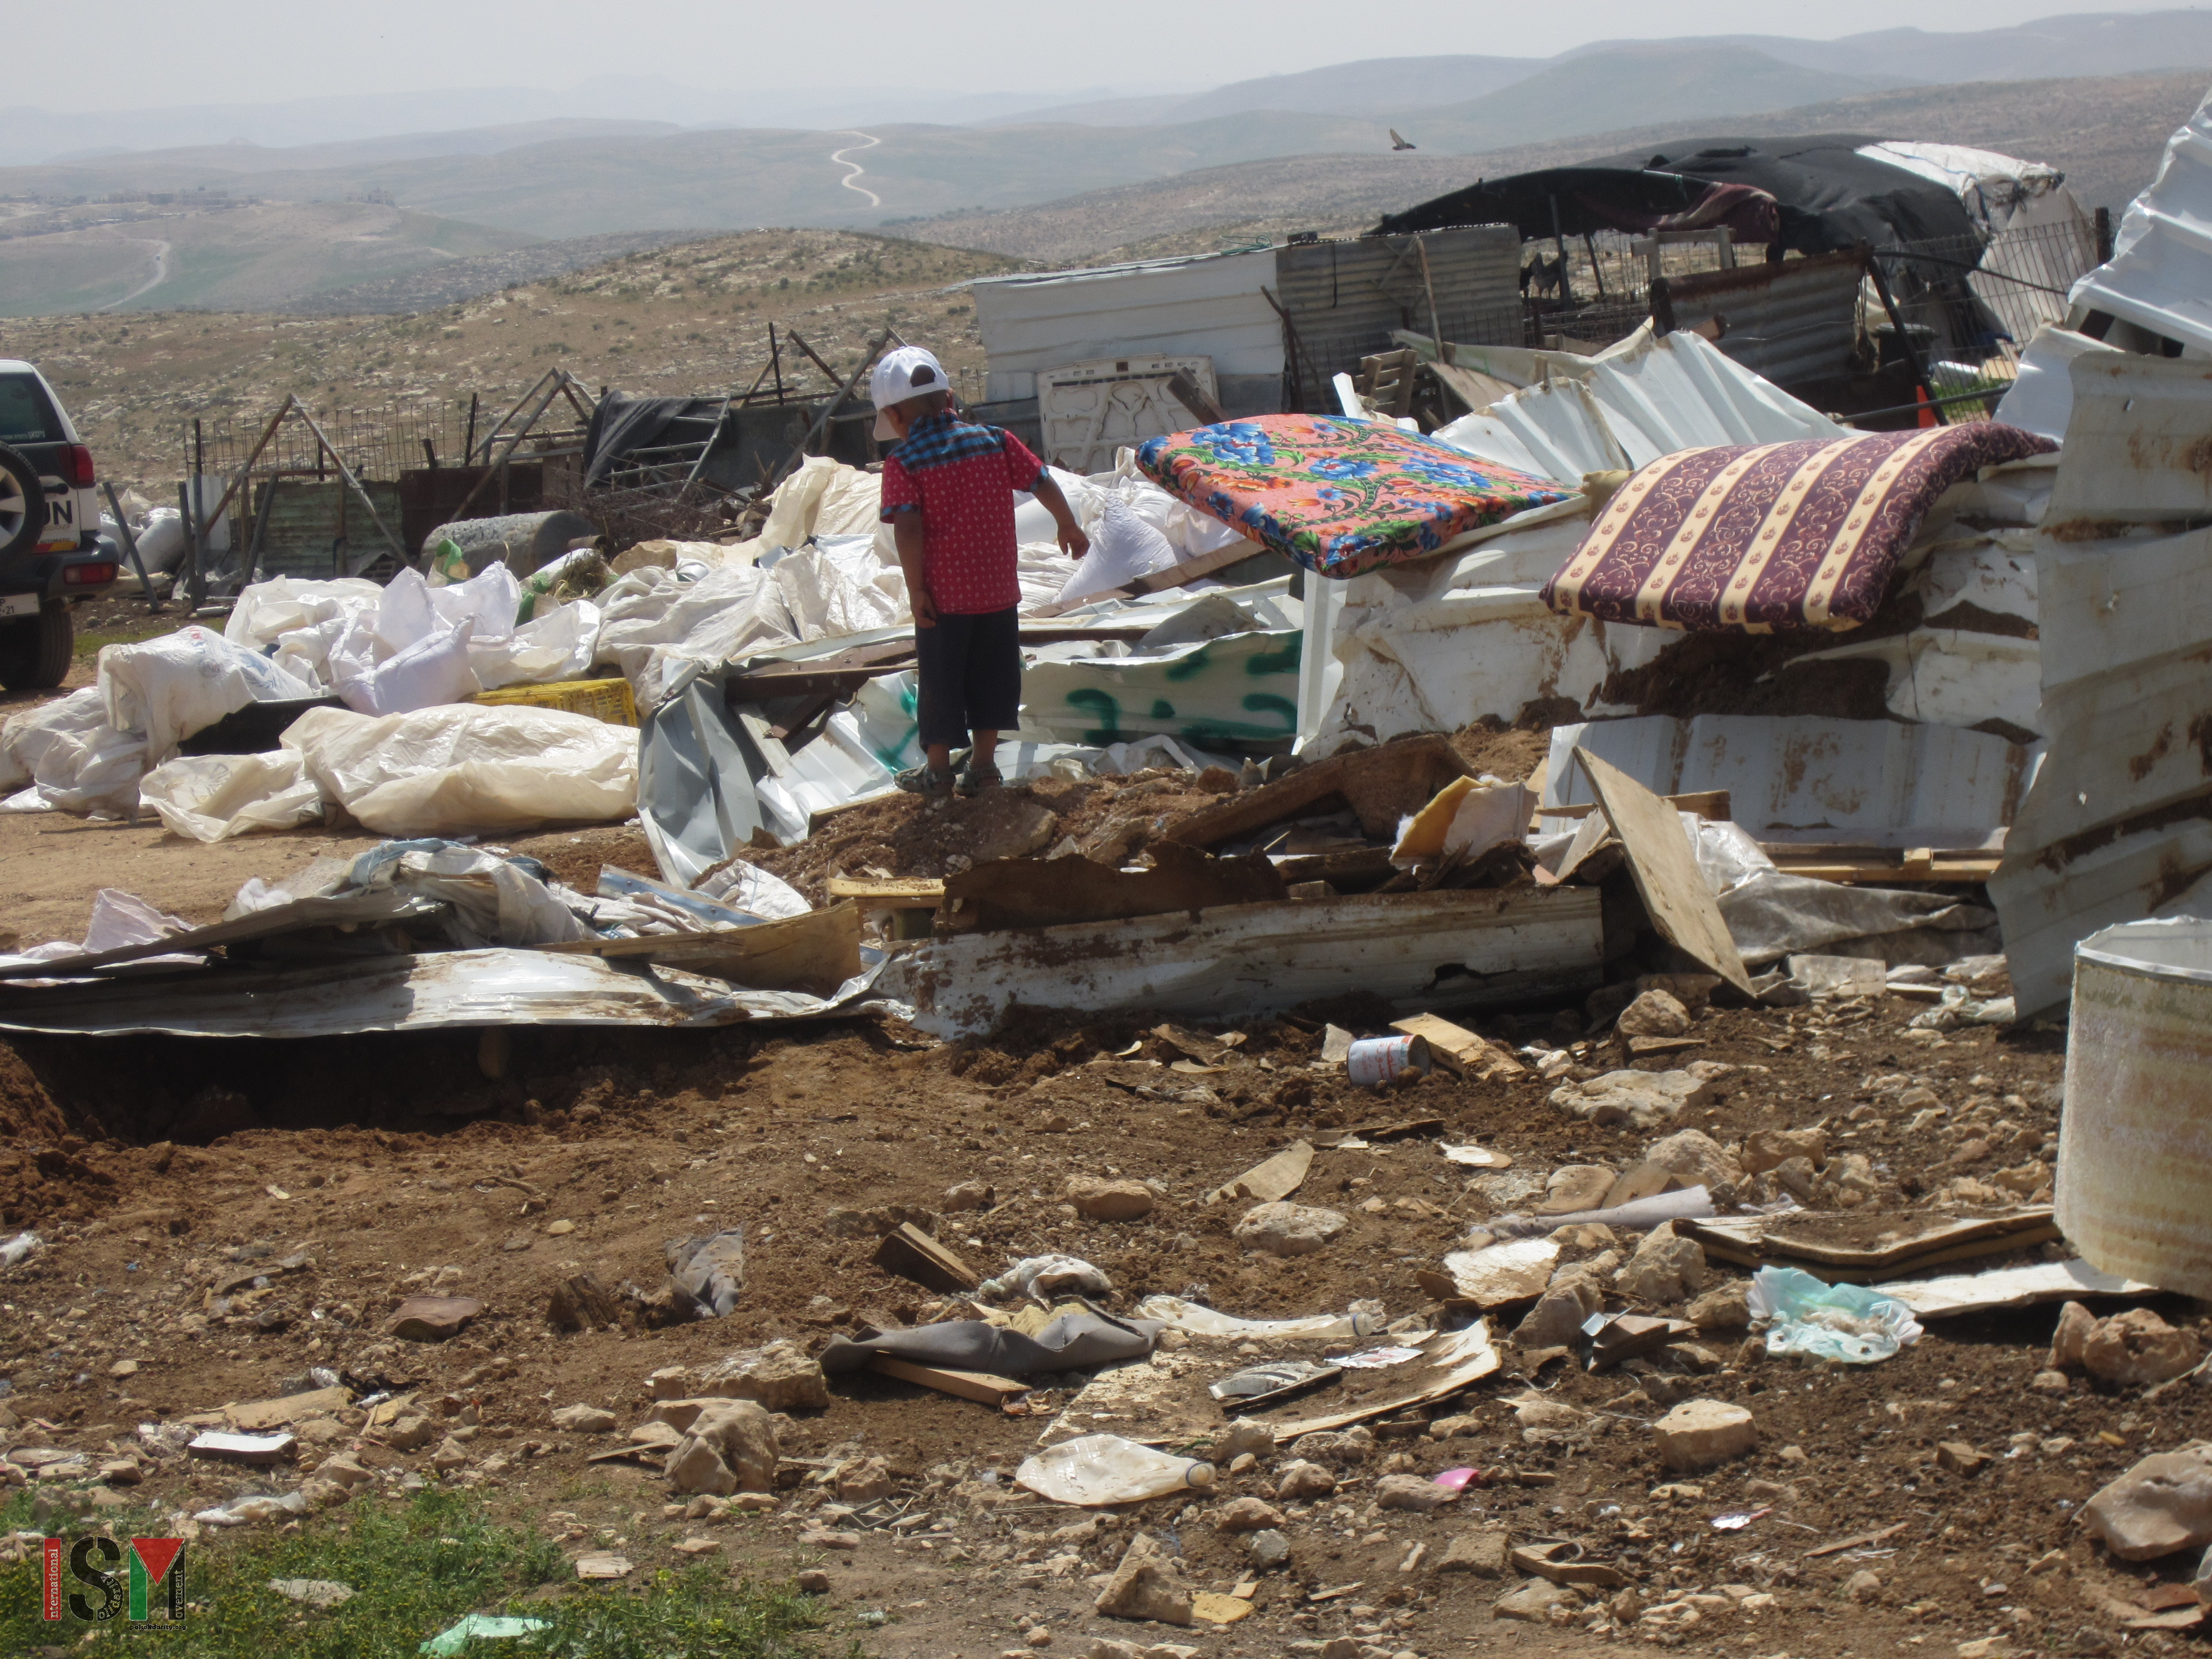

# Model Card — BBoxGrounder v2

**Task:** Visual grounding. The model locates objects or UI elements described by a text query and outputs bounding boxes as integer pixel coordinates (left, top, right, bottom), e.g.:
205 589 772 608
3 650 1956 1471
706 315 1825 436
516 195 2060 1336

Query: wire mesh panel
1873 218 2100 361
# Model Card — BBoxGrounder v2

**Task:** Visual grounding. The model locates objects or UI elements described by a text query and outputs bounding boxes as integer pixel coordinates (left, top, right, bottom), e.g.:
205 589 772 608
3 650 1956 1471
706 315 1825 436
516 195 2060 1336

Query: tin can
1346 1034 1430 1087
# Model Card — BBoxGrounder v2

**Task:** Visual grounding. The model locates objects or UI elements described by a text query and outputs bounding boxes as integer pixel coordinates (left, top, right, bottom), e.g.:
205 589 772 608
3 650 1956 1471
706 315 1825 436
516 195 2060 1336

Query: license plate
0 594 38 618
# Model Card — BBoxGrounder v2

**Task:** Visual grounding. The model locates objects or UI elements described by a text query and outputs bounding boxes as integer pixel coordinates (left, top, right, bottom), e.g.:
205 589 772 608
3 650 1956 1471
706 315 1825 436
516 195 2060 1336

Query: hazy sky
78 0 2188 101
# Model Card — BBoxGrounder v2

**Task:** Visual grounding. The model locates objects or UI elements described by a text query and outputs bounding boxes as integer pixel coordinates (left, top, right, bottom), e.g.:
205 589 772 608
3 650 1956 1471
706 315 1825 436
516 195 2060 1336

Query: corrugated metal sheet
971 249 1283 403
2065 84 2212 354
1276 227 1521 401
1545 714 2036 845
2042 348 2212 532
890 885 1604 1039
1663 251 1866 390
242 479 403 580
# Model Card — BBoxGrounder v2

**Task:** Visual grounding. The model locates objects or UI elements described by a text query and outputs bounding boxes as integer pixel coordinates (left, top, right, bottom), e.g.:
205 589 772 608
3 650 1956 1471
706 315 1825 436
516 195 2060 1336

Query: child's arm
1031 476 1091 560
894 514 935 628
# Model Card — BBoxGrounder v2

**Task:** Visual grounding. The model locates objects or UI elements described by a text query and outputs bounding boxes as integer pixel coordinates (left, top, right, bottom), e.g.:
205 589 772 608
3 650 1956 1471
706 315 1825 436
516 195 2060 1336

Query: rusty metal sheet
1664 250 1867 393
2043 349 2212 531
0 948 889 1037
890 886 1604 1039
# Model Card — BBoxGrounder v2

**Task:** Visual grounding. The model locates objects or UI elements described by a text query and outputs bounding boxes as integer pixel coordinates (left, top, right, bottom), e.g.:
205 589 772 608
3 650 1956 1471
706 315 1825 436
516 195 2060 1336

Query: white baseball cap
869 345 951 440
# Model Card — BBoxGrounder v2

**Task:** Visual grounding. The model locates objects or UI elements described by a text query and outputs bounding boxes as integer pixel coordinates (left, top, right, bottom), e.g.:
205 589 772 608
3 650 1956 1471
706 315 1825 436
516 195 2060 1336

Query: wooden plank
1575 749 1754 997
1206 1139 1314 1206
1539 790 1731 823
826 875 946 905
539 904 860 994
867 1355 1027 1406
1165 735 1473 848
872 1223 978 1293
1390 1013 1526 1081
1764 858 2002 885
1806 1523 1908 1559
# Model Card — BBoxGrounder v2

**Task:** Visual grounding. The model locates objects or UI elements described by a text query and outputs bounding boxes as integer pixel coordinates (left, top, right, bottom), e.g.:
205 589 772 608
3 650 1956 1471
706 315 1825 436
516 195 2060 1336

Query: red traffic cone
1916 387 1938 429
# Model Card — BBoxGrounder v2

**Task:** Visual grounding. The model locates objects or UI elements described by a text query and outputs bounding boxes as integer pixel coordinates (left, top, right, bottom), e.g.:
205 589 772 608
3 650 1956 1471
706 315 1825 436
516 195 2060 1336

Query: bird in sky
1390 129 1416 151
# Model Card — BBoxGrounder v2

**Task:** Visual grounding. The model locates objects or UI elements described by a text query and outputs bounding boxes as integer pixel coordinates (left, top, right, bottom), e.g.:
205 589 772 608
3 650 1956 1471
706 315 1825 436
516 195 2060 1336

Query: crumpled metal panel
2043 349 2212 531
2064 86 2212 354
1663 251 1867 393
888 887 1603 1039
0 948 890 1038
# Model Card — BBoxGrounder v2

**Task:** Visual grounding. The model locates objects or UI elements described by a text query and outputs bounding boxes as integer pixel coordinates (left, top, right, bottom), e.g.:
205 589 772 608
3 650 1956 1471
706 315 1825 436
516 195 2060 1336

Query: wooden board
540 903 860 995
1390 1013 1525 1080
1164 736 1473 848
826 876 945 906
1205 1139 1313 1206
1575 749 1754 996
943 843 1285 932
872 1223 978 1293
1541 790 1731 824
1765 857 2002 885
868 1355 1026 1406
1679 1207 2057 1281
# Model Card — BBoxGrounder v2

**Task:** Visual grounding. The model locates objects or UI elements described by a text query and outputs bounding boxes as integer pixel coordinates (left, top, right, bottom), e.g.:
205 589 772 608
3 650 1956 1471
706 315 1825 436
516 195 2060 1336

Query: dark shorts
915 607 1021 749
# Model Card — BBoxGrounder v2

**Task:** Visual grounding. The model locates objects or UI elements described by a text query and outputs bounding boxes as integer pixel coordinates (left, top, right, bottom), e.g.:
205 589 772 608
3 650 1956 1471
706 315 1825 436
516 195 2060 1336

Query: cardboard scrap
1679 1207 2058 1282
1390 1013 1526 1081
1575 749 1753 995
1267 1322 1498 1441
1206 1140 1314 1206
224 1386 352 1431
1867 1257 2159 1318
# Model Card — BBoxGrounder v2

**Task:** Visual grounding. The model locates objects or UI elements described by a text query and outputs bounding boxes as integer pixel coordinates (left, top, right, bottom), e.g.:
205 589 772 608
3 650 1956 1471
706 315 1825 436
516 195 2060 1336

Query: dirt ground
3 922 2205 1658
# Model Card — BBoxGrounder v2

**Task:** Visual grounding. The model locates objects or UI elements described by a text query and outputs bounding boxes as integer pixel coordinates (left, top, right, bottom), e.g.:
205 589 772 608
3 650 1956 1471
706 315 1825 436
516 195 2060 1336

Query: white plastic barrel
2058 916 2212 1296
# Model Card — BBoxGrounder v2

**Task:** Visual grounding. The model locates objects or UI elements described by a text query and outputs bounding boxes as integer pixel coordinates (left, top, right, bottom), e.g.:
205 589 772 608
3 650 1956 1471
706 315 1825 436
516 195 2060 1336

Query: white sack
594 565 798 712
225 576 384 654
350 841 592 947
760 456 881 550
98 625 317 765
283 703 637 836
477 598 602 688
137 750 324 842
336 615 482 716
769 542 905 641
1053 497 1180 606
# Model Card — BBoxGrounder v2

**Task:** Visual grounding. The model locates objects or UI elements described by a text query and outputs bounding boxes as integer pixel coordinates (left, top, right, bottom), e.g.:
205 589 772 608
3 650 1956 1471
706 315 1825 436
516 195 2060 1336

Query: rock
1095 1532 1193 1625
574 1551 633 1580
385 1412 436 1452
430 1436 469 1473
1687 1282 1751 1330
98 1460 142 1486
1514 1281 1604 1348
1288 1428 1373 1466
1375 1473 1452 1512
1233 1202 1347 1257
2083 1446 2212 1559
1768 1156 1820 1201
664 1400 779 1496
1086 1645 1142 1659
943 1181 995 1212
1537 1166 1618 1213
836 1457 894 1502
552 1404 616 1434
1955 1640 2012 1659
1614 1222 1708 1305
1740 1127 1828 1176
965 796 1060 864
1494 1580 1581 1621
1653 1399 1758 1472
697 1339 831 1412
1066 1178 1156 1223
648 1366 691 1400
1643 1128 1744 1191
1215 1496 1284 1532
1246 1529 1291 1567
2081 1308 2203 1385
386 1296 482 1342
672 1536 722 1557
1212 1421 1274 1463
1616 989 1691 1039
1549 1066 1729 1129
2029 1370 2072 1396
267 1578 354 1608
2049 1300 2096 1368
1515 1400 1582 1433
1844 1569 1882 1603
1438 1528 1511 1577
1937 1442 1990 1475
797 1568 832 1594
1275 1459 1337 1500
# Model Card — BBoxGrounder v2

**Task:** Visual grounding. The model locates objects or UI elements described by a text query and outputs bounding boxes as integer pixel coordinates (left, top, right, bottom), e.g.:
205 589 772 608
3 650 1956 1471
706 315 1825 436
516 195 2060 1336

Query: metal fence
185 401 484 484
1872 217 2103 363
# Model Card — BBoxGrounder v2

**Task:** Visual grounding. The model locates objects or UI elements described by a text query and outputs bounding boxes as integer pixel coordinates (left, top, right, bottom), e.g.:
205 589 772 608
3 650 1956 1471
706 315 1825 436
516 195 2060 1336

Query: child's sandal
896 764 956 799
957 761 1003 797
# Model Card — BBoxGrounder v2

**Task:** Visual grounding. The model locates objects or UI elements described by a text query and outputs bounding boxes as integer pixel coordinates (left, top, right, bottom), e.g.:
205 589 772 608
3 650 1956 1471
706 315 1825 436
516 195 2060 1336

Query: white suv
0 361 122 688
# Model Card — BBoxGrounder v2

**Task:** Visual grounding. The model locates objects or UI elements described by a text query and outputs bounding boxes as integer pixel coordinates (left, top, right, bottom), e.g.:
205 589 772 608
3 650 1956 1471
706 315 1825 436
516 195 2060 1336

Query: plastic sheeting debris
1135 1295 1385 1343
821 1310 1161 1376
1748 1265 1924 1363
137 750 324 843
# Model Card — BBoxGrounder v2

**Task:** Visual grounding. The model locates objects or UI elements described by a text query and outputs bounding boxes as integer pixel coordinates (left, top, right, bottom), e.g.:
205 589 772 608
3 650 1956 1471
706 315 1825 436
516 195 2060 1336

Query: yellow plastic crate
468 676 638 727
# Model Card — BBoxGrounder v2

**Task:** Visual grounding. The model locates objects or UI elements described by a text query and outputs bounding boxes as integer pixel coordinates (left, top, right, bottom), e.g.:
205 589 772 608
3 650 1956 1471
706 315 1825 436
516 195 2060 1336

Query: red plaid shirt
880 411 1046 615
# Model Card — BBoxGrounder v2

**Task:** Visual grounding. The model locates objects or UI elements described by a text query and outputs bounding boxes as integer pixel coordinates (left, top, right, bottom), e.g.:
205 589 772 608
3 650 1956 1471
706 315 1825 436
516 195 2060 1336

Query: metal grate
1872 218 2101 362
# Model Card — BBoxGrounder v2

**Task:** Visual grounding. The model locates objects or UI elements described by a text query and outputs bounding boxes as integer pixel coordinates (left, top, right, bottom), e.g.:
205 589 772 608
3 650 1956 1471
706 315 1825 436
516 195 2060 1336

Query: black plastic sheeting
1377 134 1981 256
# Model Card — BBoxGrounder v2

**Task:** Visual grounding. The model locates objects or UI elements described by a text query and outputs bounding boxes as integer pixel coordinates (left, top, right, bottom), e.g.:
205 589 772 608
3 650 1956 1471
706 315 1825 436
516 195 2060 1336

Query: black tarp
1376 134 1981 255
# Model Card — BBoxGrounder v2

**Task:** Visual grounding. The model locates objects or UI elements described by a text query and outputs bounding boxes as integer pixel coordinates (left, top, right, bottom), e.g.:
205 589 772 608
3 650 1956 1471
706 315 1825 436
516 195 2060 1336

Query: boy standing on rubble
874 345 1088 798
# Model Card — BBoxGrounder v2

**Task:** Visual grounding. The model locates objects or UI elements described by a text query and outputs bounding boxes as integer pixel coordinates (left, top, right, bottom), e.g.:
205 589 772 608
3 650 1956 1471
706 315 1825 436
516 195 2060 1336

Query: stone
2083 1446 2212 1560
943 1180 995 1212
1955 1640 2012 1659
1212 1420 1274 1463
672 1536 722 1557
1215 1496 1284 1532
1536 1166 1617 1214
574 1551 633 1580
1438 1528 1511 1577
386 1296 482 1343
836 1456 894 1503
1844 1569 1882 1603
1233 1202 1347 1257
1740 1126 1828 1176
1515 1399 1583 1433
1514 1280 1604 1348
797 1568 832 1593
1548 1066 1729 1129
1687 1282 1751 1330
2030 1369 2071 1396
696 1339 831 1412
552 1404 616 1434
648 1366 691 1400
1085 1646 1142 1659
1375 1473 1452 1512
268 1578 354 1608
1246 1529 1291 1567
98 1459 142 1486
1937 1442 1990 1475
1616 989 1691 1039
1066 1178 1156 1223
1614 1222 1708 1305
664 1400 779 1496
1095 1532 1193 1625
1643 1128 1744 1192
384 1412 435 1452
430 1436 468 1473
2049 1301 2096 1368
1494 1580 1581 1621
1288 1428 1373 1465
1275 1459 1337 1500
1653 1399 1757 1472
2081 1308 2203 1385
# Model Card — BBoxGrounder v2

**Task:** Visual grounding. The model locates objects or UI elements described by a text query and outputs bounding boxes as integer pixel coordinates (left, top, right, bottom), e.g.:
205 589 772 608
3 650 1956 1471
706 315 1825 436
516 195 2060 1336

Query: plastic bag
1052 497 1180 606
284 703 637 836
1748 1266 1923 1363
138 750 324 842
99 625 317 764
979 1254 1113 1303
420 1615 550 1656
337 615 480 717
348 839 593 947
0 688 147 815
1016 1434 1215 1506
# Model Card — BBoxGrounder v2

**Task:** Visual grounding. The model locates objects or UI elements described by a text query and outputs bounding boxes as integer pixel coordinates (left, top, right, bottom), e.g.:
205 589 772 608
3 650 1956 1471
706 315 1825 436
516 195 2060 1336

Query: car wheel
0 443 39 561
0 601 72 691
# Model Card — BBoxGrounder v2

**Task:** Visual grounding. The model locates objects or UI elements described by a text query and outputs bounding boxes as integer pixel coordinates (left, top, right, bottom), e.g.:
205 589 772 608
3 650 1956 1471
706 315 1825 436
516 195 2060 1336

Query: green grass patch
74 621 179 659
0 1488 860 1658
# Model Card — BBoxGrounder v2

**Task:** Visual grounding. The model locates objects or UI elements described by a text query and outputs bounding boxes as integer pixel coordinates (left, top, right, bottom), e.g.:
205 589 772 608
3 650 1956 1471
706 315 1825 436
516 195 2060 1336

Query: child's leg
909 613 974 790
961 608 1022 785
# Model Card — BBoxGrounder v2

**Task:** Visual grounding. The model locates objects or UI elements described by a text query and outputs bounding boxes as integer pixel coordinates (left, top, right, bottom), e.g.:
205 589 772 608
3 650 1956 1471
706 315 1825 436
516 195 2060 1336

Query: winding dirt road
98 235 170 311
829 131 882 209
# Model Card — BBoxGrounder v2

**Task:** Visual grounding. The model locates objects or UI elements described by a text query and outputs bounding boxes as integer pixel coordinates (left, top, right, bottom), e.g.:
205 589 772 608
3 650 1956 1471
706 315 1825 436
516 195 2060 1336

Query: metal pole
176 481 201 610
769 324 785 401
1414 236 1448 364
766 328 894 489
463 393 479 464
288 402 410 570
99 482 159 612
1548 195 1575 309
